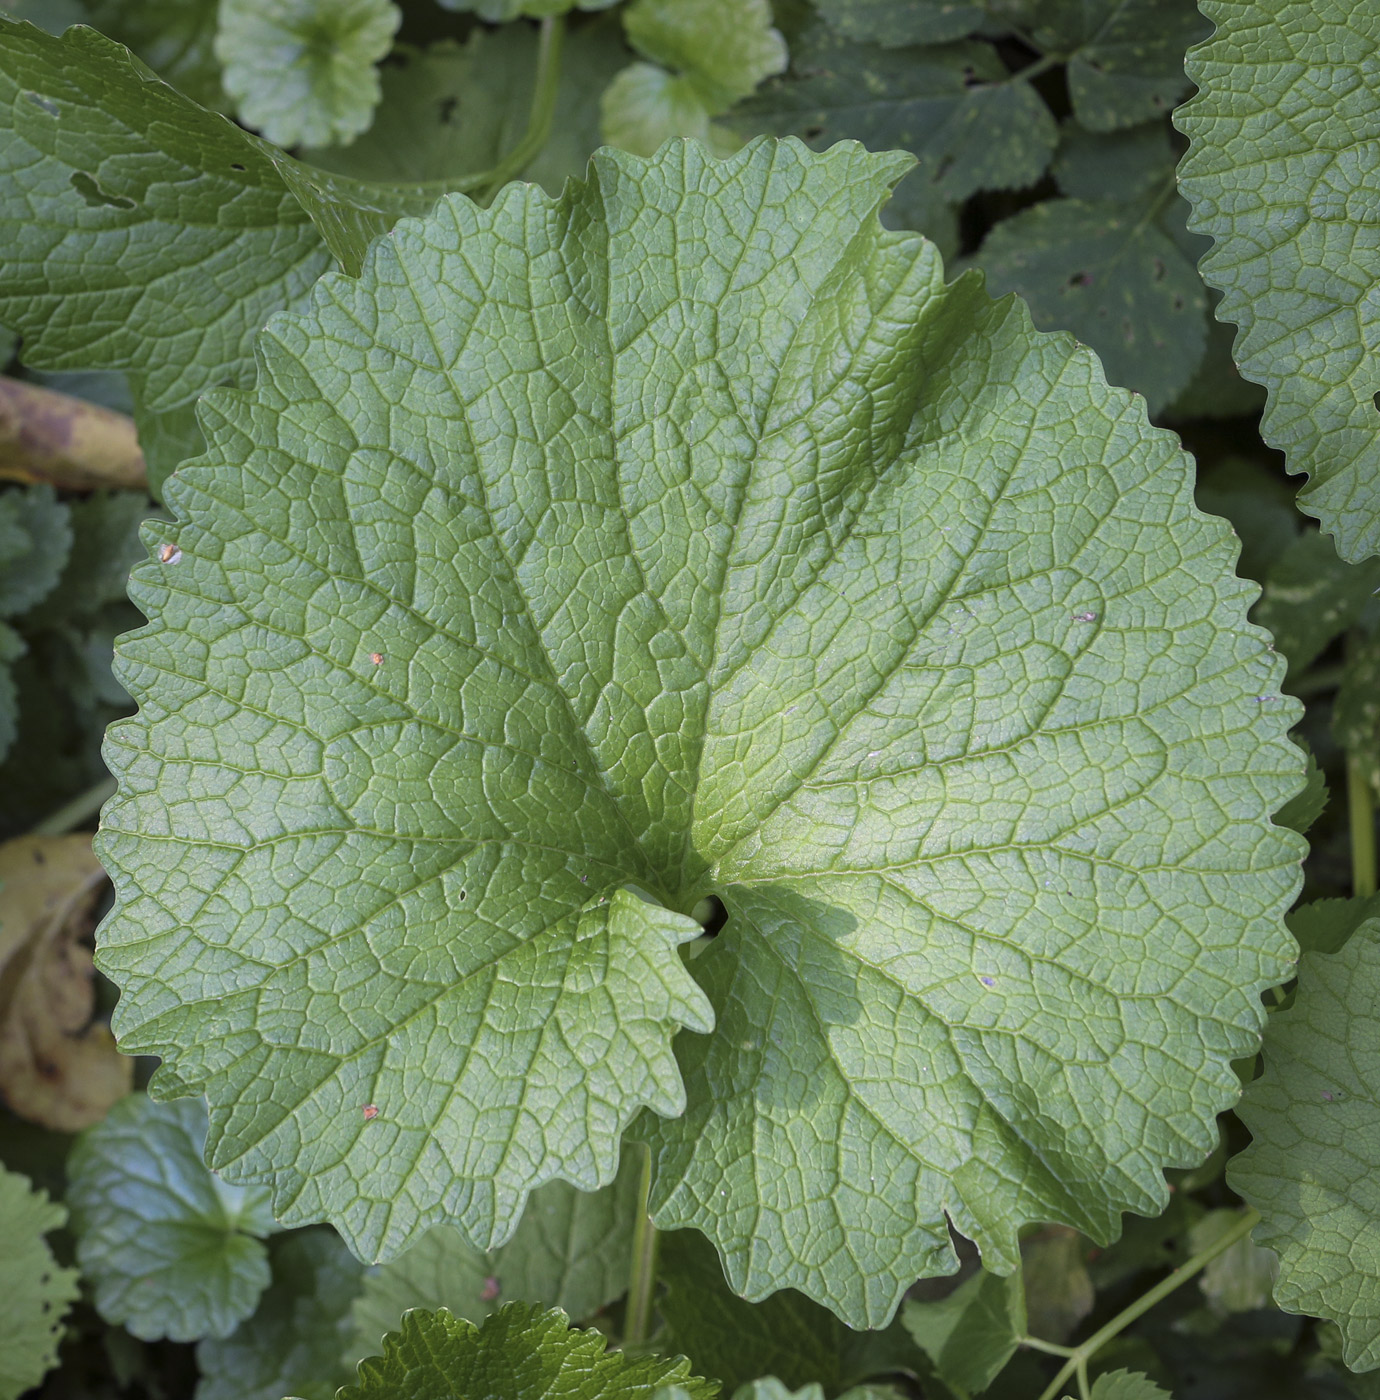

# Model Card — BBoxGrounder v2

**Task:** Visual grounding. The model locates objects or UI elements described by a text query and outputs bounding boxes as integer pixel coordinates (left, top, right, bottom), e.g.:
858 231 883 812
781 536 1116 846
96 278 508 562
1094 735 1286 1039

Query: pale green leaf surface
215 0 400 149
348 1157 639 1354
601 64 718 157
1080 1371 1171 1400
1251 533 1380 678
1230 920 1380 1369
1177 0 1380 562
968 192 1208 412
1287 895 1380 958
98 138 1302 1327
1034 0 1209 131
67 1093 278 1341
0 485 71 617
0 1166 80 1400
83 0 227 111
340 1303 716 1400
1188 1208 1278 1315
196 1228 366 1400
0 17 332 412
815 0 985 46
902 1267 1025 1393
660 1229 917 1395
724 30 1057 202
623 0 787 113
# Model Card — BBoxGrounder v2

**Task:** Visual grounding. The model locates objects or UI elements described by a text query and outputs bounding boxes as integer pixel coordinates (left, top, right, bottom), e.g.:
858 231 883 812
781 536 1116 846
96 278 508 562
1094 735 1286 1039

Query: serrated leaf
968 192 1209 413
1034 0 1210 132
1251 533 1380 679
98 138 1303 1327
816 0 985 46
340 1303 717 1400
196 1228 366 1400
0 1165 81 1400
623 0 787 112
660 1229 917 1395
902 1266 1025 1393
0 485 71 618
1188 1208 1278 1315
0 17 332 411
724 29 1057 202
1177 1 1380 562
348 1157 639 1355
0 834 132 1131
67 1093 278 1341
215 0 400 149
1230 920 1380 1369
1082 1372 1171 1400
1287 895 1380 958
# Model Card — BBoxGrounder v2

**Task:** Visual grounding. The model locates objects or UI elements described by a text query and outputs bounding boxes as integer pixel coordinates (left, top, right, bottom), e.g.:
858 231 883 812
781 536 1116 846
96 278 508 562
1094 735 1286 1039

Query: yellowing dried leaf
0 834 131 1129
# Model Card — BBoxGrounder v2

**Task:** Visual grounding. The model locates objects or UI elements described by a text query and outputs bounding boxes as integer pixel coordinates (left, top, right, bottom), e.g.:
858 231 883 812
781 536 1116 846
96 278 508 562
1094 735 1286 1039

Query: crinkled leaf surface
660 1229 917 1395
349 1155 638 1354
968 191 1209 413
197 1228 366 1400
215 0 400 150
67 1093 278 1341
99 138 1302 1327
725 29 1057 202
1033 0 1209 132
1177 0 1380 562
0 17 332 411
0 1166 80 1400
1230 919 1380 1370
340 1303 716 1400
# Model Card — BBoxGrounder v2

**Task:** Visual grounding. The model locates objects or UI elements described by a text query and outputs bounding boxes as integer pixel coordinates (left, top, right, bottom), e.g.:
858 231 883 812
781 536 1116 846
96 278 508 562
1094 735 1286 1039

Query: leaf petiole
1032 1207 1262 1400
478 15 566 203
624 1140 659 1346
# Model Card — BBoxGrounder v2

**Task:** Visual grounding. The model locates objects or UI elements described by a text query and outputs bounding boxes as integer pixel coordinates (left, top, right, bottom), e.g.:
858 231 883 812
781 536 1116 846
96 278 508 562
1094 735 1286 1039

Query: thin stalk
1349 751 1377 897
624 1141 659 1346
31 776 117 837
1020 1335 1079 1358
479 16 565 202
1033 1207 1261 1400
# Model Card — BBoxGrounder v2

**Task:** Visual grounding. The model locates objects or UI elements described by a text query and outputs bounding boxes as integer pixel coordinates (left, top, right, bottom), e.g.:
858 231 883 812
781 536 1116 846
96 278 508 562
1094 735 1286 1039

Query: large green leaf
196 1229 366 1400
340 1303 716 1400
0 1166 80 1400
348 1159 639 1353
0 17 332 412
215 0 401 150
66 1093 278 1341
98 138 1303 1328
1230 920 1380 1370
1177 0 1380 562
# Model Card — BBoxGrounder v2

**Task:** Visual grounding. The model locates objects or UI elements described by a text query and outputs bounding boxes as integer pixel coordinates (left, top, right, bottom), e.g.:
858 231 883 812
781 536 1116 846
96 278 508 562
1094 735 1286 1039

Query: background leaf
1177 0 1380 561
0 1164 81 1400
1230 920 1380 1370
901 1267 1026 1394
67 1093 277 1342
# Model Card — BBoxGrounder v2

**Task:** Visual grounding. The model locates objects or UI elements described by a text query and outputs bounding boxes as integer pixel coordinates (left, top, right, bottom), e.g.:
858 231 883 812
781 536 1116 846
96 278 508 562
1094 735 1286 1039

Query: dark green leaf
0 485 71 619
1188 1208 1278 1316
1287 895 1380 958
816 0 985 46
196 1229 366 1400
1272 742 1326 837
1051 120 1177 203
67 1093 277 1341
968 192 1208 413
902 1266 1025 1393
1336 629 1380 797
1194 456 1300 587
83 0 227 111
340 1303 717 1400
1021 1227 1093 1345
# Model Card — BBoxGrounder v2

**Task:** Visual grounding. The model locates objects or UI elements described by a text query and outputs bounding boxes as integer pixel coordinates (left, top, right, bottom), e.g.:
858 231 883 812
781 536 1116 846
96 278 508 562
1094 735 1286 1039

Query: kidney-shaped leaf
97 138 1303 1327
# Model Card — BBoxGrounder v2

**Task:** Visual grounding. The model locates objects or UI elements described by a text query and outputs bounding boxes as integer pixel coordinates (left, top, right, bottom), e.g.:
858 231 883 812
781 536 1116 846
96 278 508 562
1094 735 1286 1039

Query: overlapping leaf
1177 0 1380 562
1230 920 1380 1370
98 138 1302 1328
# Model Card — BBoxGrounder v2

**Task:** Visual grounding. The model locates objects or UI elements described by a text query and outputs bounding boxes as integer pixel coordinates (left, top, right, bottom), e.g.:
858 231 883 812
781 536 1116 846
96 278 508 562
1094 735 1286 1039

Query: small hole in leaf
459 889 466 902
1372 391 1380 413
1152 257 1166 281
1066 271 1092 288
1172 294 1184 311
229 162 246 171
70 171 136 210
439 97 458 123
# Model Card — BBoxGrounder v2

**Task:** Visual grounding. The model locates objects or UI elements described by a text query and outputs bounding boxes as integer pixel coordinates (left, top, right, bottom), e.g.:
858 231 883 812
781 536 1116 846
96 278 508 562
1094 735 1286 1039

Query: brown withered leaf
0 834 132 1129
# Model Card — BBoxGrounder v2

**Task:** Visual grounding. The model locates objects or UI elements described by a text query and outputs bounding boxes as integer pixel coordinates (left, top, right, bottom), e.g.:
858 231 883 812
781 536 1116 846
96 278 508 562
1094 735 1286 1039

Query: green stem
1020 1335 1079 1359
479 16 565 202
625 1141 659 1346
1033 1207 1261 1400
31 776 117 837
1349 751 1377 898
